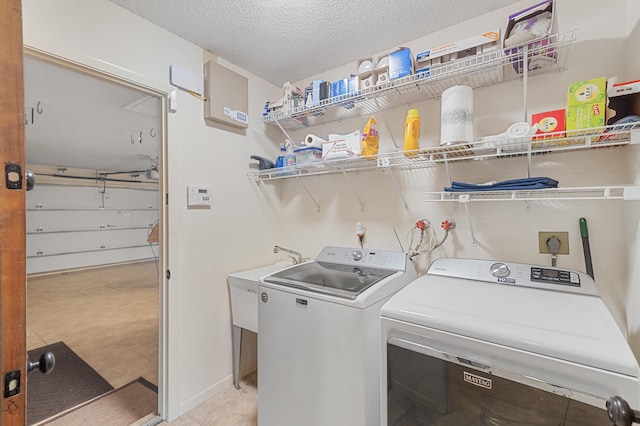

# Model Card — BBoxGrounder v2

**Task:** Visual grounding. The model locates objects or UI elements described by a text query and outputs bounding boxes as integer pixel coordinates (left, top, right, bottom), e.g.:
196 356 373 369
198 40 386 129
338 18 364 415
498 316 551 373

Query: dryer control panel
428 258 597 296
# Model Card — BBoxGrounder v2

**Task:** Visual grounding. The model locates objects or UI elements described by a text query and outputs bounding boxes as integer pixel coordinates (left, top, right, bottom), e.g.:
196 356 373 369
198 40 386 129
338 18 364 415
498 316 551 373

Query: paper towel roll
304 133 327 148
440 85 474 145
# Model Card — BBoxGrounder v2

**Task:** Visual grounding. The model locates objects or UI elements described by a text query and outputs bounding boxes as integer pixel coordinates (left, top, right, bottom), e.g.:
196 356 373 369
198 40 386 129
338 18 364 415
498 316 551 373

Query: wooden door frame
1 1 28 424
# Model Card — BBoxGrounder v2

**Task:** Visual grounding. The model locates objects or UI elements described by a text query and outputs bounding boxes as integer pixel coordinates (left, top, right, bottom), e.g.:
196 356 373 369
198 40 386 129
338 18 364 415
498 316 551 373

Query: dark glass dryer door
387 343 610 426
263 261 395 299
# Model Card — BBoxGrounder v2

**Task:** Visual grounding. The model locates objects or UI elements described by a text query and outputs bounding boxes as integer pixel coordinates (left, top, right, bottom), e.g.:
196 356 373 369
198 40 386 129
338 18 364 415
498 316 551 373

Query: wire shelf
261 30 577 130
425 186 634 202
249 126 639 182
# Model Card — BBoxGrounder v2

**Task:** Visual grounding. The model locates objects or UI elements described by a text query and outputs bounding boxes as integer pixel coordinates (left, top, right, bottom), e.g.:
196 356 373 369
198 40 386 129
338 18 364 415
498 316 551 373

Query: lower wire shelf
425 186 640 203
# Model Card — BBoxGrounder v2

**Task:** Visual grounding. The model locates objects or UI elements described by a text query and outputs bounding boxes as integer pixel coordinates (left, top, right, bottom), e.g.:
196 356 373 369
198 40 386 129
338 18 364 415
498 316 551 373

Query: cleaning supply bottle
403 109 420 156
275 144 286 168
284 140 296 168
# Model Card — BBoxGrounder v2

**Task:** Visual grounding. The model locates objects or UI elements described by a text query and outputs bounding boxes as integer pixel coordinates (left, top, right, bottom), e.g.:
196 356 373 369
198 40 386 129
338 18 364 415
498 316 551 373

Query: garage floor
27 261 159 388
26 260 258 425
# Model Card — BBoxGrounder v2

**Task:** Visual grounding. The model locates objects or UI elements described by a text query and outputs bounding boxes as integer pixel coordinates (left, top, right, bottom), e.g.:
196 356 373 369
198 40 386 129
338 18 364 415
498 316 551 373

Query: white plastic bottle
284 140 296 168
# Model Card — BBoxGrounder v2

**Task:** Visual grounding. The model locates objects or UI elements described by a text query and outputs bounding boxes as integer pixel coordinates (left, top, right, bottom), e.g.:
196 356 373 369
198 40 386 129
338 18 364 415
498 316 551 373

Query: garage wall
26 182 158 275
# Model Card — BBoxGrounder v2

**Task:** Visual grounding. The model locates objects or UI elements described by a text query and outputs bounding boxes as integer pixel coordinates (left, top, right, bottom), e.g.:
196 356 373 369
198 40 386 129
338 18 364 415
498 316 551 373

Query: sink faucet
273 245 303 264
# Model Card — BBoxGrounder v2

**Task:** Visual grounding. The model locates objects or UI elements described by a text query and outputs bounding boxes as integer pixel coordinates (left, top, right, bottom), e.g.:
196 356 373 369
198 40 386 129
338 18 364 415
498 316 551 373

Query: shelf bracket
297 177 320 212
374 98 400 149
273 118 295 145
385 167 409 210
458 194 478 247
342 169 365 211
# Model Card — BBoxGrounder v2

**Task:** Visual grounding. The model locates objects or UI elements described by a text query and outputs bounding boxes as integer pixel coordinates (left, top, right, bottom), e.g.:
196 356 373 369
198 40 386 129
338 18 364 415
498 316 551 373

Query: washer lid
263 261 395 299
381 258 640 378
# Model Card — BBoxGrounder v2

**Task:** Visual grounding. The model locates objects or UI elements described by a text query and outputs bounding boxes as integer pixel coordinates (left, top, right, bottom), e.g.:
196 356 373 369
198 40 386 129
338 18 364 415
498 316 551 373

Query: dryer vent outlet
538 231 569 254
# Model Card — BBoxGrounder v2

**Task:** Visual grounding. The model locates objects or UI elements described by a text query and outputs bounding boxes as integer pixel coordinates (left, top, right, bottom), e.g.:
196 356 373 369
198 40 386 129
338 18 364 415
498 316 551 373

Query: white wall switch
187 186 212 208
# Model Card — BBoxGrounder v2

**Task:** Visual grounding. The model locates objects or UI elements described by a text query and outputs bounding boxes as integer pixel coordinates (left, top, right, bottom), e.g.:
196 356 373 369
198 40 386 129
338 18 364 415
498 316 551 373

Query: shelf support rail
341 168 365 211
458 194 478 247
386 168 409 210
273 118 296 146
374 98 400 149
297 176 321 212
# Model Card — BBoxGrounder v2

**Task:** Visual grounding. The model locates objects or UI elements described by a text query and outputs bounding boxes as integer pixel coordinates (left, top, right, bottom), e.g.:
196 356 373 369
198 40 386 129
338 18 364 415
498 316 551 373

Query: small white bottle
284 140 296 168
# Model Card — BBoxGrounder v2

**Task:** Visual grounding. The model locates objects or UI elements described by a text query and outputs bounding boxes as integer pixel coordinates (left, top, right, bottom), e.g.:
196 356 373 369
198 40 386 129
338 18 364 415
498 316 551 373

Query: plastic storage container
403 109 420 156
294 147 323 164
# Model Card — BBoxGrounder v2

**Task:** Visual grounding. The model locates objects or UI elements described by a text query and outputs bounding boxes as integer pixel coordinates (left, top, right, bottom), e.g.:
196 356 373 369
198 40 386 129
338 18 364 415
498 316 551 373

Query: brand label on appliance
497 277 516 284
463 371 492 389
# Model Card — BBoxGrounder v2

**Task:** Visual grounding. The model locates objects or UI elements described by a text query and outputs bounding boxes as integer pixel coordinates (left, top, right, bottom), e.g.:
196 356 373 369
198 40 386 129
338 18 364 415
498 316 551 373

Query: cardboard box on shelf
532 109 565 139
607 79 640 125
567 77 607 106
388 48 414 80
416 30 501 70
566 77 607 131
504 0 557 73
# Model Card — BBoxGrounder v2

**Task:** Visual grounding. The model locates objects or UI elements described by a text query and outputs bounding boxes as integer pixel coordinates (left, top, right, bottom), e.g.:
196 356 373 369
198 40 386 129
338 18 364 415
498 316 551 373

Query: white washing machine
381 258 640 425
258 246 417 426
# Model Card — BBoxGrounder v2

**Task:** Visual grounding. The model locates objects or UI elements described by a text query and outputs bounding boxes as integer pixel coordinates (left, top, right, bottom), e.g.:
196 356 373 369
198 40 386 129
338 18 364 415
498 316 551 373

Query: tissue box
532 109 565 140
388 48 414 80
566 77 607 131
607 79 640 125
322 130 361 159
504 0 558 73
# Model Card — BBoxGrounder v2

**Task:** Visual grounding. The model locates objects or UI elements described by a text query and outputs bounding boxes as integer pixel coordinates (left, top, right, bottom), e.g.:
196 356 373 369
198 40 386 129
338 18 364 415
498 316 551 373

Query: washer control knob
490 262 511 278
352 250 363 261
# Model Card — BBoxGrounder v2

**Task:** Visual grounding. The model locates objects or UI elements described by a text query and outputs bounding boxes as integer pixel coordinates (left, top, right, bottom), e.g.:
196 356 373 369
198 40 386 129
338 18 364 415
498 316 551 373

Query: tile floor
27 261 258 425
27 261 160 389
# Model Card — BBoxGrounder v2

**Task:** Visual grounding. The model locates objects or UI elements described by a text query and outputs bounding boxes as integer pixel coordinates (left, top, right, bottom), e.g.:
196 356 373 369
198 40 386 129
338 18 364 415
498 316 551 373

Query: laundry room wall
20 0 640 421
624 0 640 358
22 0 283 420
270 0 639 357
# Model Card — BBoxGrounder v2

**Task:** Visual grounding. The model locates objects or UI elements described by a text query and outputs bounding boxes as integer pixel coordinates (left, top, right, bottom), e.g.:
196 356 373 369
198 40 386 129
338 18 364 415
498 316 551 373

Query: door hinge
165 193 169 205
166 269 171 279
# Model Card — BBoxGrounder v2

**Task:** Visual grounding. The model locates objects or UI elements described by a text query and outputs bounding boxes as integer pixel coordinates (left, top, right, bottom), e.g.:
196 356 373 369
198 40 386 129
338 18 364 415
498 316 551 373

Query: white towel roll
440 85 474 145
304 133 327 148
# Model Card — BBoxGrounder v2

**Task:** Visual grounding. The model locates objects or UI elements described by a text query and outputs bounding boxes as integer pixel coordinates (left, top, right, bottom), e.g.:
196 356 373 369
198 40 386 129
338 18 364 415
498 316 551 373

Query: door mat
43 377 158 426
27 341 114 425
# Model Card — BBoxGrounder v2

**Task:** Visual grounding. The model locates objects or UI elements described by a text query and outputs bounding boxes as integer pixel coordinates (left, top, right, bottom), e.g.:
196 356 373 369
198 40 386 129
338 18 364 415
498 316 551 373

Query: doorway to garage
22 52 164 424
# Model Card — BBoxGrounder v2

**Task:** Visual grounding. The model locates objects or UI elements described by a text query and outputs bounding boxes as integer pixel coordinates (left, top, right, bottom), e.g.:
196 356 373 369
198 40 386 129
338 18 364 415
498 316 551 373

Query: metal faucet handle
273 245 303 264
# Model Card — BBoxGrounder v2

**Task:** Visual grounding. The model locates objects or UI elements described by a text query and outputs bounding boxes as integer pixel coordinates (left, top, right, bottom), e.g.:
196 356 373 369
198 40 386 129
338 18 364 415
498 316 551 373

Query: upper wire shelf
249 126 639 182
260 30 577 131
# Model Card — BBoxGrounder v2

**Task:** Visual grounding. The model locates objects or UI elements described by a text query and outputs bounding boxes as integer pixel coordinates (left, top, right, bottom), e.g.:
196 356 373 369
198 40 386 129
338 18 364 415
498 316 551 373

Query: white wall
624 0 640 358
22 0 282 419
21 0 640 421
277 0 637 353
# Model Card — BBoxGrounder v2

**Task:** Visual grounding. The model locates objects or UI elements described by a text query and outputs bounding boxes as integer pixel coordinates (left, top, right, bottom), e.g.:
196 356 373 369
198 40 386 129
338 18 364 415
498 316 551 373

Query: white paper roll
304 133 327 148
440 85 474 145
358 60 374 75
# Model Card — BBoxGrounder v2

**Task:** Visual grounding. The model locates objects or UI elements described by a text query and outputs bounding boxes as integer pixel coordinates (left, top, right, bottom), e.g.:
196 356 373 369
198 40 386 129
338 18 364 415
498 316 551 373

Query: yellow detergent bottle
403 109 420 156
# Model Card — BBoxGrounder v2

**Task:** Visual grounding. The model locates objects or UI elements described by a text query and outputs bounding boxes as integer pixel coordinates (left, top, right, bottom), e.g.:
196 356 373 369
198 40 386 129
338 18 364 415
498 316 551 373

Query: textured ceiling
108 0 520 86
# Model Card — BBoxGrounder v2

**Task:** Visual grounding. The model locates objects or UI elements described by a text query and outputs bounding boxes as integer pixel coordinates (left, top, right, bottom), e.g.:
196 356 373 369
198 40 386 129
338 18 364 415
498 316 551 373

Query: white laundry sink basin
228 261 291 389
227 262 290 332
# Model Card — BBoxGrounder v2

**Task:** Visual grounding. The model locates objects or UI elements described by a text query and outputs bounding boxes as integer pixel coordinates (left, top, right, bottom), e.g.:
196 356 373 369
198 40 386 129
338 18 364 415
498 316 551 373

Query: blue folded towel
444 177 558 192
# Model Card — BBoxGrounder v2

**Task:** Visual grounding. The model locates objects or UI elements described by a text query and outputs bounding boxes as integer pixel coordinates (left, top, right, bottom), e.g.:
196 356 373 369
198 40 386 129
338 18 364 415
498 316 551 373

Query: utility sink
227 261 290 388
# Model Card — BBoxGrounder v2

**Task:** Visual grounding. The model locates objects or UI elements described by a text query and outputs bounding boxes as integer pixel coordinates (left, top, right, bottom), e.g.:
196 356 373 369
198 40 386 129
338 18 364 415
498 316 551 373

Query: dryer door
386 342 610 425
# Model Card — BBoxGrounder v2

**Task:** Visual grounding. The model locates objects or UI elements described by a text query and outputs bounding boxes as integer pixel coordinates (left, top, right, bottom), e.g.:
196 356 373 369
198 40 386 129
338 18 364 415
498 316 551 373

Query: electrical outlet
538 231 569 254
